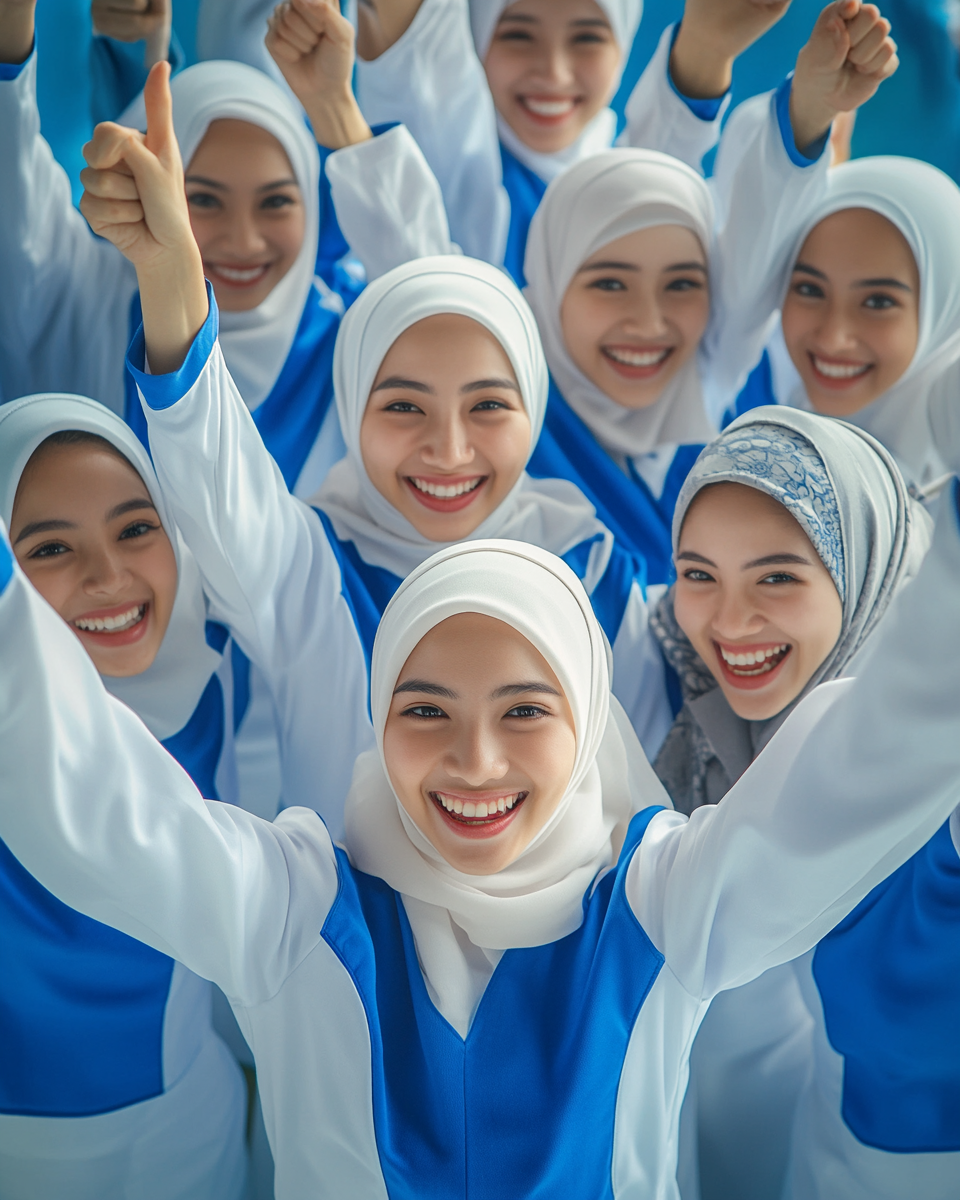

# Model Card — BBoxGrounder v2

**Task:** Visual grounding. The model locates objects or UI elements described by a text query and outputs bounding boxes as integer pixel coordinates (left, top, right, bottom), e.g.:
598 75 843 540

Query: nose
214 206 269 261
709 585 765 643
419 412 475 471
811 302 861 355
81 545 134 600
622 288 671 340
444 719 510 787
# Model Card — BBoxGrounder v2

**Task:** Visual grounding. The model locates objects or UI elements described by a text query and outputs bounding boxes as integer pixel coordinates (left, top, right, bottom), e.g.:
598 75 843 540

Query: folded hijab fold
313 255 608 579
652 407 934 812
0 394 219 740
120 61 321 411
524 149 718 462
344 540 669 1032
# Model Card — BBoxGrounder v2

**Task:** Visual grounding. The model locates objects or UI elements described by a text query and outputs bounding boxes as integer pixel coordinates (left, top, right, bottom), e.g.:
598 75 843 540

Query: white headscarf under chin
121 61 321 411
312 256 605 579
524 149 718 463
470 0 643 182
0 395 219 741
344 540 669 1033
774 156 960 488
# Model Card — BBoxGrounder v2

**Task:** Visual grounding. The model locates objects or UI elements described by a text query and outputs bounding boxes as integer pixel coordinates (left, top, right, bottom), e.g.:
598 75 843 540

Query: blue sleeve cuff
0 526 13 596
666 24 726 121
125 282 219 411
0 52 30 82
776 74 829 167
953 477 960 526
316 119 399 160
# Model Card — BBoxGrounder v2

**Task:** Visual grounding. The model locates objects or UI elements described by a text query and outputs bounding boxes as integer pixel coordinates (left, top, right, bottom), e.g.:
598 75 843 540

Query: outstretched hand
791 1 898 152
266 0 371 148
79 62 206 374
671 0 793 99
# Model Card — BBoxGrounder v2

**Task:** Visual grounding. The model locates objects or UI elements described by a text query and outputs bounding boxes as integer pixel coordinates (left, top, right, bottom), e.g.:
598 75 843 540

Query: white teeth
505 794 516 809
523 97 575 117
213 264 269 283
719 644 789 674
410 477 483 498
74 604 144 633
436 792 521 819
605 346 671 368
497 797 506 813
453 799 463 814
812 355 870 379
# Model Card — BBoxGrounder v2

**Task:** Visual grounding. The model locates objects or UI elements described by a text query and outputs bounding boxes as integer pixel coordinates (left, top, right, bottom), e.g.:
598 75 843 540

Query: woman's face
673 482 843 721
10 441 178 677
781 208 920 417
483 0 621 155
560 225 710 408
359 314 532 542
185 118 306 313
384 613 577 875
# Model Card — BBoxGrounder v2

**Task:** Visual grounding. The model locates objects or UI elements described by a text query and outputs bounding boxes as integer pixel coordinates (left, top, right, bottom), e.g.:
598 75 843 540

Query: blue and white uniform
522 90 830 584
2 505 960 1197
784 804 960 1200
354 1 727 279
0 393 246 1200
650 410 934 1200
729 156 960 495
132 257 674 762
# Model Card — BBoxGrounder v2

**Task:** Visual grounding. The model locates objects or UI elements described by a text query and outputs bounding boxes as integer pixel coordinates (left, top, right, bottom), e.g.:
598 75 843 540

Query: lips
72 601 149 647
206 262 272 288
430 790 527 839
808 352 873 389
405 475 488 513
602 344 673 380
714 641 792 690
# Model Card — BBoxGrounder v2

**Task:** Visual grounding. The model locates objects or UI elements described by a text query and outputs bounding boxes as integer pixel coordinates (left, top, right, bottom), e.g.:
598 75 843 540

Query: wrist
307 88 373 150
0 1 35 65
136 240 208 376
669 22 733 100
788 84 836 157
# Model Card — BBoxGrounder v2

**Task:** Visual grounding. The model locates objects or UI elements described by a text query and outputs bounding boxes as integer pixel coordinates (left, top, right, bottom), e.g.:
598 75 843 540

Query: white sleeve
619 24 728 172
699 86 829 415
628 491 960 1000
133 304 373 827
0 54 135 414
354 0 509 266
325 123 457 279
0 535 339 1006
611 581 674 762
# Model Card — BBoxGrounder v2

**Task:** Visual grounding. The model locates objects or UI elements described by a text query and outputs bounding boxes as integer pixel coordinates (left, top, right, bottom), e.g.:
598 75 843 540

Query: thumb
143 61 177 162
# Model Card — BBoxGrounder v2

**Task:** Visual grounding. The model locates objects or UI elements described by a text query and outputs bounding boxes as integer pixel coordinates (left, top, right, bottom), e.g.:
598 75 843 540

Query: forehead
13 441 149 518
397 612 558 684
500 0 612 27
584 223 706 268
681 482 815 550
374 314 517 379
798 208 918 282
187 118 296 184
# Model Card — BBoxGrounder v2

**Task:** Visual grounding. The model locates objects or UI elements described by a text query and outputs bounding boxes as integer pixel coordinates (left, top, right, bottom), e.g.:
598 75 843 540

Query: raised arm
701 0 899 410
630 483 960 1000
0 526 339 1005
0 0 134 411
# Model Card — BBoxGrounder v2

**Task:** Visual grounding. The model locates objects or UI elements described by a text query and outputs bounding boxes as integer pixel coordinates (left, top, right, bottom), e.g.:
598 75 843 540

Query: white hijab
772 156 960 488
0 394 219 741
524 148 718 462
344 539 669 1032
121 61 321 411
470 0 644 183
313 256 605 580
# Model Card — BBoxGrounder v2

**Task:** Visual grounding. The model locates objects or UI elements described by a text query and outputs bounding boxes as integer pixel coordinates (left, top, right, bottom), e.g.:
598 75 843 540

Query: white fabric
773 157 960 488
314 255 606 580
120 60 321 412
0 393 219 742
524 148 717 459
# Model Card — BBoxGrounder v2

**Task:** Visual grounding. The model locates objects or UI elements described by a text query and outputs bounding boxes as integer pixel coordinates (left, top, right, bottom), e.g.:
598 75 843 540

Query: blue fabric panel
0 840 173 1116
204 619 229 654
813 820 960 1152
313 509 401 669
0 529 12 594
561 535 646 647
231 640 252 733
499 142 548 287
528 382 686 585
659 443 705 522
725 349 776 427
0 59 26 81
126 283 219 412
322 806 665 1199
161 671 225 801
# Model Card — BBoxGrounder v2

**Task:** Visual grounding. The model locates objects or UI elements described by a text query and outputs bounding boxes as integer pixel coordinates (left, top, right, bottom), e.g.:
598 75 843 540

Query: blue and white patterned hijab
653 407 932 812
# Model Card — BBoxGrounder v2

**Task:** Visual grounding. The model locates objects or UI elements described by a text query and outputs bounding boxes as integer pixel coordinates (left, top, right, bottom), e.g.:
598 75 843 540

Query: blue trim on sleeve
666 24 725 121
953 477 960 524
775 75 829 166
0 530 13 595
0 58 28 81
125 283 219 411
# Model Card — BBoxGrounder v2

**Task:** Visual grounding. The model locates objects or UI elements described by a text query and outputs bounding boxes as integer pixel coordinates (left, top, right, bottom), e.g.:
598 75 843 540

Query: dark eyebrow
394 679 458 698
106 498 157 522
257 178 298 193
792 262 828 280
460 377 520 394
676 550 716 566
665 261 707 273
373 376 435 394
571 17 612 27
184 174 228 191
498 12 538 23
579 260 639 273
743 553 813 569
14 518 76 545
491 681 561 699
853 277 912 291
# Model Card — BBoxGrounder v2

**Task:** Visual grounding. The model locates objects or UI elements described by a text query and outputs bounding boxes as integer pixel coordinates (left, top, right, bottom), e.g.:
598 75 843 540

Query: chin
721 684 793 722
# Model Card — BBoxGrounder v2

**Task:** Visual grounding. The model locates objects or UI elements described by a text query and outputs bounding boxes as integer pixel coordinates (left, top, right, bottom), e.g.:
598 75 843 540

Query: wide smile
72 601 149 647
517 94 580 125
205 261 274 288
404 475 489 513
602 344 674 380
808 352 873 389
714 641 792 690
430 790 528 839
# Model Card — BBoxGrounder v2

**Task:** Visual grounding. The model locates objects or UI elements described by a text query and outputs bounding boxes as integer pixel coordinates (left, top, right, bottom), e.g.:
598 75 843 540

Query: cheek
780 297 815 358
270 211 306 263
670 293 710 349
14 558 75 616
876 314 919 377
359 418 407 489
477 418 531 486
578 47 622 104
383 724 437 808
560 290 608 362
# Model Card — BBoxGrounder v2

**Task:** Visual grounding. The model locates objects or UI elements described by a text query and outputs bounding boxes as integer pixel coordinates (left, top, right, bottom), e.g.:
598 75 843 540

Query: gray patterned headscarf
652 407 933 813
